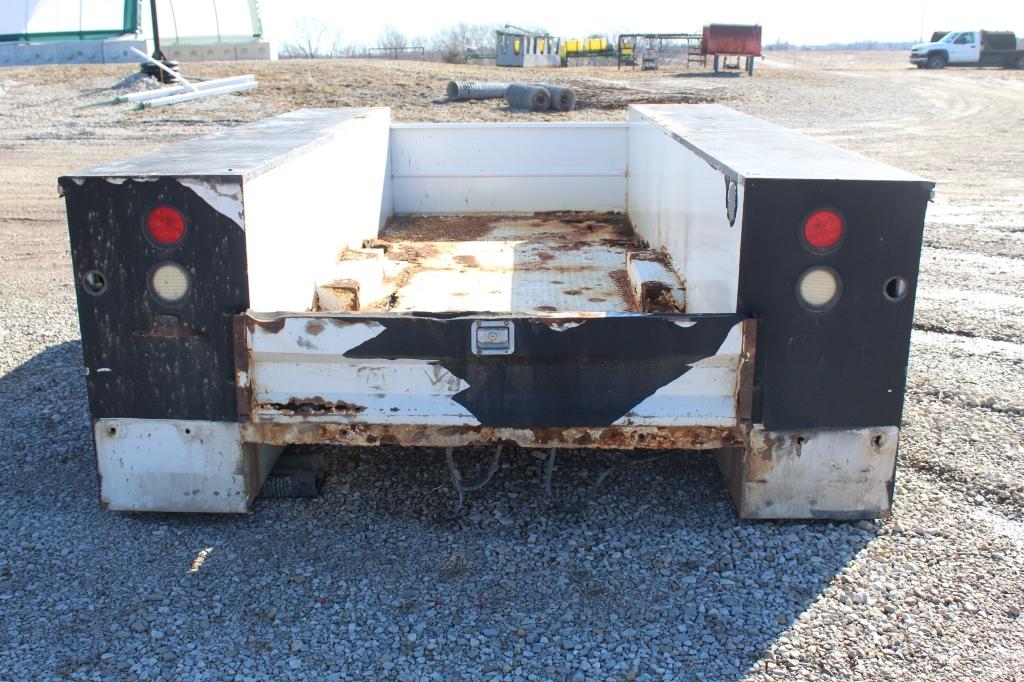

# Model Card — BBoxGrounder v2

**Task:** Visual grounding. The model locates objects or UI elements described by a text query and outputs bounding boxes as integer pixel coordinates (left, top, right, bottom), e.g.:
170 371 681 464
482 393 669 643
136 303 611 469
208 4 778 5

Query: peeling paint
547 321 584 332
180 178 244 226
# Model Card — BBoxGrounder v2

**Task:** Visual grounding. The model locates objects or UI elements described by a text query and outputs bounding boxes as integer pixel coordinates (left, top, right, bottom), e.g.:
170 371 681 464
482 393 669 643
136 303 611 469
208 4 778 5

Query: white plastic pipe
130 47 199 92
123 75 256 103
135 81 258 109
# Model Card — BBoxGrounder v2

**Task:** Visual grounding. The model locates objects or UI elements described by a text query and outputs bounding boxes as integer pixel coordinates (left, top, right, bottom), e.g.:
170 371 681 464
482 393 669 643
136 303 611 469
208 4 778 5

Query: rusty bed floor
362 212 665 313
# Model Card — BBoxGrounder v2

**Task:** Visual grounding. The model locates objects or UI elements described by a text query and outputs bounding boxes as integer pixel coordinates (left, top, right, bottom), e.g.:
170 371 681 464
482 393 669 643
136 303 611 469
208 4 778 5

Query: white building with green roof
0 0 275 66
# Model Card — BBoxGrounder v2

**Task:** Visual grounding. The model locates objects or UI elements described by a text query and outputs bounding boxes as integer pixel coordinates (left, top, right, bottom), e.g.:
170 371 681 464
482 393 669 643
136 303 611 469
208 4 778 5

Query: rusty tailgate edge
241 421 745 451
232 315 252 418
735 319 757 422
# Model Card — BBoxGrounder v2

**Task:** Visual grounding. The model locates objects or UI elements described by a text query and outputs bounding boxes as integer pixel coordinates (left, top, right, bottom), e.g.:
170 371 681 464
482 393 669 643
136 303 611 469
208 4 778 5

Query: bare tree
377 25 408 50
431 23 499 63
432 23 468 63
280 17 332 59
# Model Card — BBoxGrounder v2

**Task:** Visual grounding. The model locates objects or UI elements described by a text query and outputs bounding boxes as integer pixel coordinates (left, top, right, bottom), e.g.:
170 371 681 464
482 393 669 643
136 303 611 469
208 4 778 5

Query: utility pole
142 0 179 82
150 0 165 60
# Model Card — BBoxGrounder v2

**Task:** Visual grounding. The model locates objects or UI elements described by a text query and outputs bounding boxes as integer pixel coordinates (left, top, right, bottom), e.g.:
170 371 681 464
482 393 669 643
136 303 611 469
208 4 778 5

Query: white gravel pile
1 60 1022 680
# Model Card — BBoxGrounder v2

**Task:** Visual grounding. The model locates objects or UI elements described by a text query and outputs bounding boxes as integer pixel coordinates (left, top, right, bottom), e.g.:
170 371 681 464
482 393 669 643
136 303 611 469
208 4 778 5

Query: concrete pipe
446 81 510 100
534 84 577 111
506 84 551 111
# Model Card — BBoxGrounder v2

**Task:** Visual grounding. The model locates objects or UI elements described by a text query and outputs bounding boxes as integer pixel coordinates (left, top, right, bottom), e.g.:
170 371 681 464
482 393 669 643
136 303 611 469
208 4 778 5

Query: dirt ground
1 52 1022 680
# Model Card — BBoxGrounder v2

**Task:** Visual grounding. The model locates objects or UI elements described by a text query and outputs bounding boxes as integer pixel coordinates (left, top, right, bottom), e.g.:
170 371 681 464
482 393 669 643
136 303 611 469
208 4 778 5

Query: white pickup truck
910 30 1024 69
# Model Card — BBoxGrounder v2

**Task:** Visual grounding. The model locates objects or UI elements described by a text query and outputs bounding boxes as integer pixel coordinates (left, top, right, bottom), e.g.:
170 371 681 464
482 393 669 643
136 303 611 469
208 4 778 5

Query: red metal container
702 24 762 57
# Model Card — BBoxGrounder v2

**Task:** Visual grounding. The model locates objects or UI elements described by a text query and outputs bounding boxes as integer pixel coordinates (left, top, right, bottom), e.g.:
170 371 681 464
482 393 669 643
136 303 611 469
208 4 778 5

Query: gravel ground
0 53 1022 681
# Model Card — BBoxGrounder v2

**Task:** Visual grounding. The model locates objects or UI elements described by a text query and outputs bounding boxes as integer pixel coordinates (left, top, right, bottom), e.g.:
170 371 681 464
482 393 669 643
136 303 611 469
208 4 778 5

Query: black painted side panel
60 177 248 421
738 179 932 429
344 315 740 427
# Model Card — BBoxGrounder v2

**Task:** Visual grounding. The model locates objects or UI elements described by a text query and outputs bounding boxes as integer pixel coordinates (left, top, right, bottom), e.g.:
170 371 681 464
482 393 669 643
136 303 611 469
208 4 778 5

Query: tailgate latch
471 320 514 356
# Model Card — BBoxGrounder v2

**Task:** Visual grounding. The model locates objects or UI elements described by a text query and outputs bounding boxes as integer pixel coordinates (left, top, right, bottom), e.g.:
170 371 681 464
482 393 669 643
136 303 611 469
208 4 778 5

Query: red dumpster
702 24 762 57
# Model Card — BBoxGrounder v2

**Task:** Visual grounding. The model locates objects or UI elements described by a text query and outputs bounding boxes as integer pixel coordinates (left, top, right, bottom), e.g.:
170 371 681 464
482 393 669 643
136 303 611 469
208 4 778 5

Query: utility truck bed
61 104 934 519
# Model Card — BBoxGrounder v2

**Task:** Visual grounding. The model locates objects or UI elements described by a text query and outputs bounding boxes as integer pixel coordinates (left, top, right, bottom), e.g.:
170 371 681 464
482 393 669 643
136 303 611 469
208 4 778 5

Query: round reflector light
146 206 186 245
797 266 841 310
802 209 844 251
150 263 191 303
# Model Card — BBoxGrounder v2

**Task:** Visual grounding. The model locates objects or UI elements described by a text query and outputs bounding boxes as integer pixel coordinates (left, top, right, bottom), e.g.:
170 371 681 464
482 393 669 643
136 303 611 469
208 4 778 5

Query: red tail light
146 206 186 245
802 209 844 252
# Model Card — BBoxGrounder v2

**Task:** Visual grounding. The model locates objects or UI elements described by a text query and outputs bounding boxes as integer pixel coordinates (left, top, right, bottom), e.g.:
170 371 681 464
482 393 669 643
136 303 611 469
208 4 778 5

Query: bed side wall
739 178 931 429
389 123 627 214
243 109 392 312
625 112 743 313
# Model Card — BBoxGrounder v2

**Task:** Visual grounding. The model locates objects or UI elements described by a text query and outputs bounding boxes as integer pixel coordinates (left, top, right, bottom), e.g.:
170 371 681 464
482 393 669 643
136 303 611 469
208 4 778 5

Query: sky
260 0 1024 47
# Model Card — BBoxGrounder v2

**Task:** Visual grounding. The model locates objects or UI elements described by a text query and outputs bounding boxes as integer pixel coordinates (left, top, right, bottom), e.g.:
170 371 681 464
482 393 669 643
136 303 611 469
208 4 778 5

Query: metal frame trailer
60 105 933 518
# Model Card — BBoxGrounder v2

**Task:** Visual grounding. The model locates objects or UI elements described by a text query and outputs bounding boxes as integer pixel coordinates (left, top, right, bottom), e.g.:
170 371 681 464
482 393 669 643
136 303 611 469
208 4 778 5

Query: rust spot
536 252 557 262
640 282 680 313
588 297 605 303
735 320 757 421
564 289 583 296
316 279 360 312
453 254 479 268
232 315 252 417
534 305 557 312
608 269 638 312
134 313 199 338
305 320 325 335
759 432 782 459
362 238 390 253
260 396 366 417
243 422 745 451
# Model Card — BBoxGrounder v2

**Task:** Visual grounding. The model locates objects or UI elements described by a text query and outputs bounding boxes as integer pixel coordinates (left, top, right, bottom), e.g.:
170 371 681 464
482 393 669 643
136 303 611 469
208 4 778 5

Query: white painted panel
249 318 384 359
614 322 741 425
248 318 479 425
243 109 391 312
390 123 627 214
627 113 742 313
249 316 739 427
393 176 625 215
95 419 281 513
252 360 478 424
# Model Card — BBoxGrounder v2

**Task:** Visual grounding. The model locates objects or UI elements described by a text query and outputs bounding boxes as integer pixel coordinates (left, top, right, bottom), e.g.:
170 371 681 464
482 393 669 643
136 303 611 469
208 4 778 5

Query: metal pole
149 0 164 60
136 81 258 109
